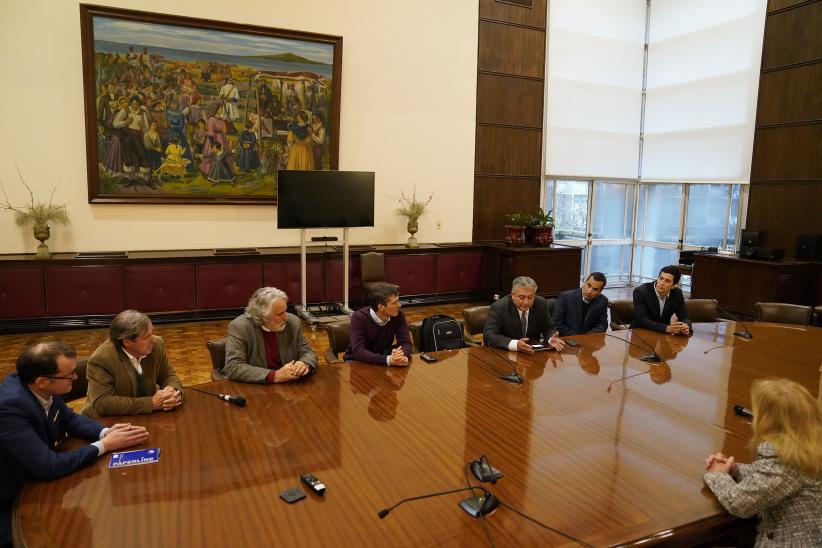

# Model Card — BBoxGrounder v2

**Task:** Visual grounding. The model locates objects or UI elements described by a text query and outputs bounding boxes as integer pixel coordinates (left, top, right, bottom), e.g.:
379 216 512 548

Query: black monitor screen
277 170 375 229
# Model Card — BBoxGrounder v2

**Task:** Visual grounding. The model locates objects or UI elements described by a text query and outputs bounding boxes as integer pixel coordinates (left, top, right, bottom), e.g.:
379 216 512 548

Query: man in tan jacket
82 310 183 418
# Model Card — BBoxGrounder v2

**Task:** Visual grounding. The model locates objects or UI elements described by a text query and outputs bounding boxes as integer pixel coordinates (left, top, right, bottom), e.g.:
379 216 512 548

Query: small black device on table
300 473 326 495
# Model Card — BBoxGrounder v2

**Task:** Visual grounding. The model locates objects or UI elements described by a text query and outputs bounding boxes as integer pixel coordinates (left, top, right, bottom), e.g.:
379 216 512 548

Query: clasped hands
274 360 312 382
516 332 566 354
388 347 409 367
152 386 182 412
666 321 690 336
705 452 736 474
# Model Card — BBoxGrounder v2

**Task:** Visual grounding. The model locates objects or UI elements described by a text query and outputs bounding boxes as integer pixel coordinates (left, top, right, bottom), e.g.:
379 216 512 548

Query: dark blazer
223 313 318 383
483 294 557 349
82 337 183 418
0 374 103 545
552 288 609 336
630 282 692 333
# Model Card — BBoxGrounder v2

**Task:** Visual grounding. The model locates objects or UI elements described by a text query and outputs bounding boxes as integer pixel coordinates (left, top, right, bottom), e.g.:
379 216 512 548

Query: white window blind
545 0 646 179
641 0 767 183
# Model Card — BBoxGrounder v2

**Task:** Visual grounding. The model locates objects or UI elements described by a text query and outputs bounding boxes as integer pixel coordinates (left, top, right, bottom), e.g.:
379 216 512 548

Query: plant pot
33 225 51 260
531 226 554 246
406 220 420 248
503 225 526 247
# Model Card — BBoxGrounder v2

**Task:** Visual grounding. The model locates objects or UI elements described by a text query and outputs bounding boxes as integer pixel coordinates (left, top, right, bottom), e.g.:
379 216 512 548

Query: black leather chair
323 318 351 364
686 299 718 323
206 338 228 381
755 302 813 325
62 358 89 403
608 299 634 330
813 305 822 327
461 305 489 345
360 252 386 298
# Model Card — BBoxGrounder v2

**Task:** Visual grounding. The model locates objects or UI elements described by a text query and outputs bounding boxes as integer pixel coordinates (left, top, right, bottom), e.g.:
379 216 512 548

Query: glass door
589 182 634 286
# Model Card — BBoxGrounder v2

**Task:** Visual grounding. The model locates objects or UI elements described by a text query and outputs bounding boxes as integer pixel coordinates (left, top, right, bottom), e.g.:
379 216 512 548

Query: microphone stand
715 303 753 339
608 308 663 362
471 349 523 384
488 348 527 384
187 386 247 407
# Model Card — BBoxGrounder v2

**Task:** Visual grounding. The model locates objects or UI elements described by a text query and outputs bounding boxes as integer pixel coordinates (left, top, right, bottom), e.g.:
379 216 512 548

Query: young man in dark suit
0 342 149 545
631 265 692 335
552 272 609 336
484 276 565 354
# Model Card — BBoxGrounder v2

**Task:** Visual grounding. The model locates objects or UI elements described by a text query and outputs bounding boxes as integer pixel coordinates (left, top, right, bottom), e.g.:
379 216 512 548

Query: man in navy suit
0 342 149 545
630 265 692 335
484 276 565 354
552 272 609 336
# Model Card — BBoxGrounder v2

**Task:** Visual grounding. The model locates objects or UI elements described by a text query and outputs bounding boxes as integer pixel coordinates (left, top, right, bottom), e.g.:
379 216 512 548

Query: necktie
521 311 527 338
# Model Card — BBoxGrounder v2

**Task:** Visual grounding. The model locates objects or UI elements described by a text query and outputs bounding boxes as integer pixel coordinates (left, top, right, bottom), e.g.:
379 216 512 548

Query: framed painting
80 4 342 205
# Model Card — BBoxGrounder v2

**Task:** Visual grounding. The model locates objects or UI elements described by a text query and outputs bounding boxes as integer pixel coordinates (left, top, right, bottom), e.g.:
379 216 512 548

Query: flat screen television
276 170 375 229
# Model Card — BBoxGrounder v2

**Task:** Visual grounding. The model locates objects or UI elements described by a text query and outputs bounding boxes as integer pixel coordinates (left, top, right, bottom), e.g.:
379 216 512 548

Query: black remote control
420 353 437 363
300 473 326 495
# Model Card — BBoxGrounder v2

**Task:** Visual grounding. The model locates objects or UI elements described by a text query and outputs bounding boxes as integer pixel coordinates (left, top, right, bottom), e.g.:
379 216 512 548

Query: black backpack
419 315 466 352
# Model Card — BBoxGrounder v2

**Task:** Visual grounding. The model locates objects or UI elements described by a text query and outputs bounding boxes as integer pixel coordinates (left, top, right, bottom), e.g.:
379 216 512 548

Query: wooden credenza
0 242 581 332
691 253 816 317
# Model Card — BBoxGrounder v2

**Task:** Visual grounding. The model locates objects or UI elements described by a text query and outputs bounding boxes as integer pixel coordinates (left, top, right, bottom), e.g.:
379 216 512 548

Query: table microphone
609 309 663 362
471 350 523 384
715 304 753 339
187 386 247 407
378 486 486 519
488 348 526 384
733 404 753 418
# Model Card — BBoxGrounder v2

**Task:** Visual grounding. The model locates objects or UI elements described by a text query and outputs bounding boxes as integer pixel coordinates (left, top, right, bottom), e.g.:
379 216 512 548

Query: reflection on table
15 322 821 547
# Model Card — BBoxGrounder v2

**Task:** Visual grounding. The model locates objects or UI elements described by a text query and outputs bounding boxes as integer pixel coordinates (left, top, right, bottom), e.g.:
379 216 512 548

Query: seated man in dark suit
224 287 317 383
83 310 183 418
0 342 149 545
552 272 609 336
344 283 412 366
631 265 692 335
484 276 565 354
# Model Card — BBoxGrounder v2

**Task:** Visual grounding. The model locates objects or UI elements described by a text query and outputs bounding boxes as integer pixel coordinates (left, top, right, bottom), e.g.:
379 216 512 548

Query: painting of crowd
94 45 332 194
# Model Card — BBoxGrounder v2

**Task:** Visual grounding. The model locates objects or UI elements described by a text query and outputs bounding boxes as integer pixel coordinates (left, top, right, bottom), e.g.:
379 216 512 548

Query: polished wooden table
14 322 821 547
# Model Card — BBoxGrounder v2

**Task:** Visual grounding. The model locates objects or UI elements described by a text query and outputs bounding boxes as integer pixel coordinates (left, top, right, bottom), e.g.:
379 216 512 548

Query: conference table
14 322 822 547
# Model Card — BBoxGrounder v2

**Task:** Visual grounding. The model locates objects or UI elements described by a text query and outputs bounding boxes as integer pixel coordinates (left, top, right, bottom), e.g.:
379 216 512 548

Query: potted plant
503 212 531 246
1 168 69 259
396 187 433 248
529 207 554 246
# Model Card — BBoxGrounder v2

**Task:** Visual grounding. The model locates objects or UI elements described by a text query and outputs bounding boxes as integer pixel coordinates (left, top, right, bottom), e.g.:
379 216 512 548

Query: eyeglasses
41 372 77 381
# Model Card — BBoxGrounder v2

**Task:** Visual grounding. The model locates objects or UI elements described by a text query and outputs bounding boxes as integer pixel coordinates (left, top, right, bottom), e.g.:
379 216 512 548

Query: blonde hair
751 378 822 478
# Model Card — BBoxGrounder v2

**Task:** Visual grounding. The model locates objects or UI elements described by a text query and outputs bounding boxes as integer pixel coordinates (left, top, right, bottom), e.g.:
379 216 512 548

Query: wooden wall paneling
745 183 822 252
760 1 822 69
475 126 543 176
385 254 437 296
479 0 547 28
756 63 822 124
472 177 541 241
436 251 484 293
750 125 822 181
768 0 816 13
477 21 545 78
476 73 544 127
195 262 262 310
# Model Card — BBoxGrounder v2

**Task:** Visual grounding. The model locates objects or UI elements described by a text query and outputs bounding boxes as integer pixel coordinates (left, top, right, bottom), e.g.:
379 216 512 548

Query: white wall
0 0 478 254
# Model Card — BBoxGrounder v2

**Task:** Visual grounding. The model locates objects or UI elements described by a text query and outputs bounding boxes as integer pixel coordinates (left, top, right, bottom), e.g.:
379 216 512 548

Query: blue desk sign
108 448 161 468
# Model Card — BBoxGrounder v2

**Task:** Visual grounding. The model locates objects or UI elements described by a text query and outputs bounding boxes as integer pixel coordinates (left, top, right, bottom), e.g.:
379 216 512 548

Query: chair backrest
462 305 490 336
686 298 718 322
814 305 822 327
206 338 228 381
409 318 465 353
608 299 634 330
361 252 386 284
323 318 351 363
62 358 89 403
755 302 813 325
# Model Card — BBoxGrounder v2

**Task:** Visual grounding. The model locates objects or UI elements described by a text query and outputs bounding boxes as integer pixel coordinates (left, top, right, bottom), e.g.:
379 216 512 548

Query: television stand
295 228 354 327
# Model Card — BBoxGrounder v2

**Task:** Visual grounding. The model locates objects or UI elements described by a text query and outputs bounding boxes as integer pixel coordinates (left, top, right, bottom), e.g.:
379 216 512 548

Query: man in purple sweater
344 283 413 366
